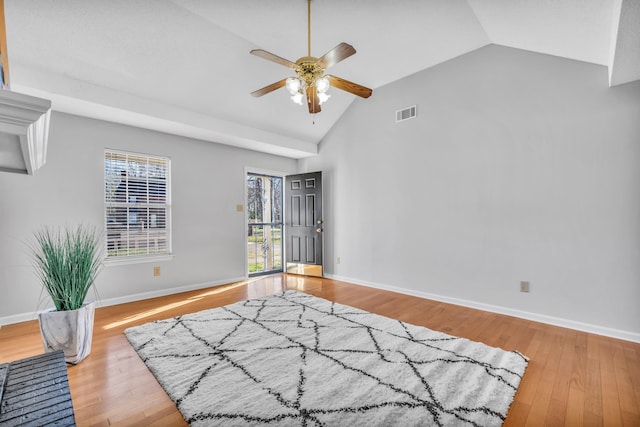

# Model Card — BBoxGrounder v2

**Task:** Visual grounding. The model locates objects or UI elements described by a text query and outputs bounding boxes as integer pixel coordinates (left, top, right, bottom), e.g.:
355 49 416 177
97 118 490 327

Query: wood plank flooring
0 274 638 426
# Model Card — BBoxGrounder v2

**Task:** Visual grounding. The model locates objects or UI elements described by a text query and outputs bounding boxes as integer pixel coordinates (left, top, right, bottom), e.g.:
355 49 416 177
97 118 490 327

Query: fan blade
327 75 372 98
251 79 287 97
306 86 321 114
317 42 356 69
250 49 298 70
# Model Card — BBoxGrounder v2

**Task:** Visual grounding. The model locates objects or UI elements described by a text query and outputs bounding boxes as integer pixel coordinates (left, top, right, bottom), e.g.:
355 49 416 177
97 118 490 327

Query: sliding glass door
246 173 283 276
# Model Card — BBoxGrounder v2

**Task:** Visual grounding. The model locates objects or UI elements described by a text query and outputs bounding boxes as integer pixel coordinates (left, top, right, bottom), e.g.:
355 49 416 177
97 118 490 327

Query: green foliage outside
247 225 282 273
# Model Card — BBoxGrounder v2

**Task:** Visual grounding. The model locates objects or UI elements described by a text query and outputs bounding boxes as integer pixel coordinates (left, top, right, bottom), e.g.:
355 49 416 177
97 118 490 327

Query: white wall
0 112 297 324
301 45 640 341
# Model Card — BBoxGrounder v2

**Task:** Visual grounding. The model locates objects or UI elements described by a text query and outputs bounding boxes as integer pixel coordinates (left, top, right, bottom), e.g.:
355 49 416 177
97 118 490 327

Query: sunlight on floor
103 278 264 330
101 274 323 331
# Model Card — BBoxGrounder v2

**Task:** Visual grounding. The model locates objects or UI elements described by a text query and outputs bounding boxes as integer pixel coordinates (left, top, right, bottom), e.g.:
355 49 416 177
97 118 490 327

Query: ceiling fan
250 0 372 114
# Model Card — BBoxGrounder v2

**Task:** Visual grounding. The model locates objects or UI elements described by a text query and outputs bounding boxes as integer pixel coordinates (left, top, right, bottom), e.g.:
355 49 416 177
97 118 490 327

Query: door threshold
286 263 323 277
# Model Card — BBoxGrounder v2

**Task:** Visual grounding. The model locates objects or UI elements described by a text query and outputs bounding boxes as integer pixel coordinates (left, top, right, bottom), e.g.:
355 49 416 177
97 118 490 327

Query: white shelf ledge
0 90 51 175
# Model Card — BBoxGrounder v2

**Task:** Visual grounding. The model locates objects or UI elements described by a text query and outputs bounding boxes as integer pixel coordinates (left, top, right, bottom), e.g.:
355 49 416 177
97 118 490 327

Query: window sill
103 254 174 267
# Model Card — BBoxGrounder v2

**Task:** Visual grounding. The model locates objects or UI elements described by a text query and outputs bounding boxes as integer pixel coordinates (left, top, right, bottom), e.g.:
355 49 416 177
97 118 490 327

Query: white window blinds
104 150 171 258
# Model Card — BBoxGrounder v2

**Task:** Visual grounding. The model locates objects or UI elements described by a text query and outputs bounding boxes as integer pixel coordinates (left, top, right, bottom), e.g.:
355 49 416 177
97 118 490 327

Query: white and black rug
125 291 528 426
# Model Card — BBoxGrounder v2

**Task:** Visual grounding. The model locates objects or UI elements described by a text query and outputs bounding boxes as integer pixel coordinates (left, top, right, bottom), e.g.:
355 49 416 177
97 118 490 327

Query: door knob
317 220 323 224
316 228 323 233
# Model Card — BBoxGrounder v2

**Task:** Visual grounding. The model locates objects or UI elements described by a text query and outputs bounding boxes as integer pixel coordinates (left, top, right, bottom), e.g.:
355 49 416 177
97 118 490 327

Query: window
104 150 171 259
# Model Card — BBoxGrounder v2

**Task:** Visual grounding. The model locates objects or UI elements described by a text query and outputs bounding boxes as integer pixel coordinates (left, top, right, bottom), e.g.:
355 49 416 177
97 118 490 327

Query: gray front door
285 172 323 277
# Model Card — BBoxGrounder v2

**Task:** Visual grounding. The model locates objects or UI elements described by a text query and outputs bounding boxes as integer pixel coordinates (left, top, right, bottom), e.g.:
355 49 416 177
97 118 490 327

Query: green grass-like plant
31 225 103 311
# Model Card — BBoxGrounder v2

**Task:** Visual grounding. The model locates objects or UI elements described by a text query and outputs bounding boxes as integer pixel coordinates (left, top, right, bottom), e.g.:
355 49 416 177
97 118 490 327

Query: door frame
244 167 287 277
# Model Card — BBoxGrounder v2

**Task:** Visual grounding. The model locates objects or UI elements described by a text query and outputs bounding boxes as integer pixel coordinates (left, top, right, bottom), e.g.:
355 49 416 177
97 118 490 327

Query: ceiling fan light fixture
286 77 302 95
317 92 330 105
315 76 330 93
291 91 304 105
249 0 372 113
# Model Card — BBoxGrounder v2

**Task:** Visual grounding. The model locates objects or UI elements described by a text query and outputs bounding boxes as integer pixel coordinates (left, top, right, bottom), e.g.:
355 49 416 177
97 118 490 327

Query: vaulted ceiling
5 0 640 159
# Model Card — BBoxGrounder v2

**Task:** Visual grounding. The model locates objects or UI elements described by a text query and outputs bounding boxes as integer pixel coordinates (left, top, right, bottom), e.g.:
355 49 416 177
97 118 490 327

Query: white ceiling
4 0 639 159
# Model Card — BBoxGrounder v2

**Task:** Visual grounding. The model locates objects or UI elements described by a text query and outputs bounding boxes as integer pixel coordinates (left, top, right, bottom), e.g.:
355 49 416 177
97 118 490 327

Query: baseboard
0 312 40 327
326 274 640 344
96 275 247 308
0 275 247 327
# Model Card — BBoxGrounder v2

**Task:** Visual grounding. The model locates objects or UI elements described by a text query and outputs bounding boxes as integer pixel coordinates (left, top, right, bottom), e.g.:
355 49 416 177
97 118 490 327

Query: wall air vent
395 105 417 123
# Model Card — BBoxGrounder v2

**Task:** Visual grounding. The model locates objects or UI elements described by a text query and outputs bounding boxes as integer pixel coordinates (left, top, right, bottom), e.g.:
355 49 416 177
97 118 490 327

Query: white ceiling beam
12 79 318 160
608 0 640 87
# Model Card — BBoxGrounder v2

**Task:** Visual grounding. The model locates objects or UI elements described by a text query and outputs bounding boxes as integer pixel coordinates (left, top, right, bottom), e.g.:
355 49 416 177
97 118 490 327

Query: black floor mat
0 351 75 426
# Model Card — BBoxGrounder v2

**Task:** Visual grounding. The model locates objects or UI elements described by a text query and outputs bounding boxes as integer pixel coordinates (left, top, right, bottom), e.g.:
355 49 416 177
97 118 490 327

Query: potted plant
31 224 103 364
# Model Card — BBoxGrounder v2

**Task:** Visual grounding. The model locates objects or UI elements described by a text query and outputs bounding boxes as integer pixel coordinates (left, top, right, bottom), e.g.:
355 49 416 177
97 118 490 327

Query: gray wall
0 112 297 323
301 45 640 340
2 44 639 341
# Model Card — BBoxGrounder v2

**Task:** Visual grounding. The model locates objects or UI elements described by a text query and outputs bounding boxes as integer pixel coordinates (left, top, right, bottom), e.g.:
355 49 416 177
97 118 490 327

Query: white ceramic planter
38 302 95 364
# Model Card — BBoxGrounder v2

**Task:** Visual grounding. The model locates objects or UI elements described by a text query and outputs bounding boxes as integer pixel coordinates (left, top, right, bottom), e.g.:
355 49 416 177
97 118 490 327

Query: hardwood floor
1 274 638 426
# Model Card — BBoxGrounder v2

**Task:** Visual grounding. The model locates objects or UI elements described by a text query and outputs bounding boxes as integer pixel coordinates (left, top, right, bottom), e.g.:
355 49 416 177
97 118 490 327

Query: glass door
247 173 283 276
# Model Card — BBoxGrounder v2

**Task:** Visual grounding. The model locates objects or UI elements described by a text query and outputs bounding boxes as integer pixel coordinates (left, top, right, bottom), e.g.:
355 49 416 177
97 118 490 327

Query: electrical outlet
336 256 341 265
520 281 530 293
153 266 161 277
236 204 244 212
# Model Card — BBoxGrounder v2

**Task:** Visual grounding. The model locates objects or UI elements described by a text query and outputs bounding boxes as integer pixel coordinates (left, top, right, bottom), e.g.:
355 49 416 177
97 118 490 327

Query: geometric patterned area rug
125 291 528 426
